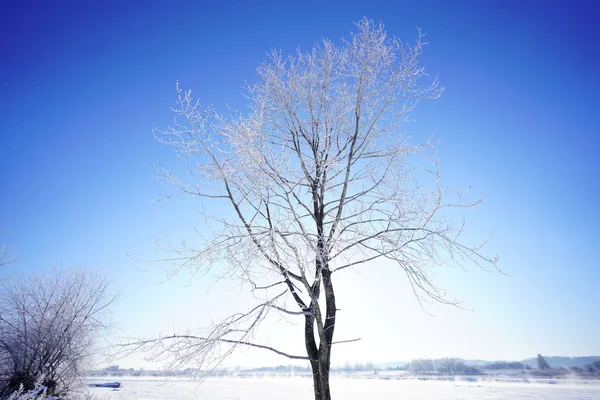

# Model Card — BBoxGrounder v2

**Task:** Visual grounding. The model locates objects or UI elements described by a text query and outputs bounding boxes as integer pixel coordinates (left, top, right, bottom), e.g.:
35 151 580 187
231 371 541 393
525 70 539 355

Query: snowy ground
87 376 600 399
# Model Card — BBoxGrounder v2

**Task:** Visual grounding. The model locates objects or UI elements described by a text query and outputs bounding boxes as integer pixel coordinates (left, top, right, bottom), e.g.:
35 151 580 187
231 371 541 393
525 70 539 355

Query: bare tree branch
0 244 14 268
120 335 311 361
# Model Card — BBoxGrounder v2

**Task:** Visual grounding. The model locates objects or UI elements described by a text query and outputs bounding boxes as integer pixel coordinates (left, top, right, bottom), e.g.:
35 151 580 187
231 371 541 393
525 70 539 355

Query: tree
134 19 498 400
0 269 115 397
0 244 14 268
537 354 550 370
409 359 436 374
583 361 600 373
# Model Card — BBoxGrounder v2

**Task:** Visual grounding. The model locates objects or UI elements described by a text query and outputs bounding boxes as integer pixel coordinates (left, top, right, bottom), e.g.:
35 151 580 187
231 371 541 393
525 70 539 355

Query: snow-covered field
88 376 600 399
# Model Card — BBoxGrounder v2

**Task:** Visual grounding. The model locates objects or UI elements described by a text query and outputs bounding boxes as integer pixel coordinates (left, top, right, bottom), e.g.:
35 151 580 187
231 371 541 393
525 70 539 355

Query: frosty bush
0 270 115 397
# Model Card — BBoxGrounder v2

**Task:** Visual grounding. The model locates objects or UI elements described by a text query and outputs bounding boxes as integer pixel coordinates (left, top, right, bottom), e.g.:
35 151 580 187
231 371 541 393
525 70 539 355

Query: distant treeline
566 361 600 375
91 359 600 378
403 357 600 377
485 361 528 370
406 359 482 375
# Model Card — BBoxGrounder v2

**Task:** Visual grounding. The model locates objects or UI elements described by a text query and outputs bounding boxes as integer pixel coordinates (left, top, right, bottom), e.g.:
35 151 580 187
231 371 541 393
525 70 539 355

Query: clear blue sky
1 1 598 367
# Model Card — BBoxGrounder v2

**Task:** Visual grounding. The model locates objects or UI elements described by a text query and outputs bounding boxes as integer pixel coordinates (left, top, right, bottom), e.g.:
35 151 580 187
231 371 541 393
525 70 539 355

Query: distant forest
94 355 600 378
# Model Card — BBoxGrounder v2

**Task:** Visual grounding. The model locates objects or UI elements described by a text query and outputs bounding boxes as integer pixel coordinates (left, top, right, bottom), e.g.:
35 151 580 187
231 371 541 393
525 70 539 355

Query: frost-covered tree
537 354 550 370
0 269 115 397
132 19 498 400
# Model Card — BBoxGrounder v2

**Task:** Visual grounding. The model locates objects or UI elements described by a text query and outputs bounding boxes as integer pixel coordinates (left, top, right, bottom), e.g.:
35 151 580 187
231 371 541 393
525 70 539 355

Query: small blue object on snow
89 382 121 388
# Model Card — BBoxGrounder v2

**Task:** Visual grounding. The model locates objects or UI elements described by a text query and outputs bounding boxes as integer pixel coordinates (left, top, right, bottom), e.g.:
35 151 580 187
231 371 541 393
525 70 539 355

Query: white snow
87 376 600 399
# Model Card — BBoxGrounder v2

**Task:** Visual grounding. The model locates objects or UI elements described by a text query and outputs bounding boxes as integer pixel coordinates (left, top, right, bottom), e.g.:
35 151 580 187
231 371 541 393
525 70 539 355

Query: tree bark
305 266 336 400
309 358 332 400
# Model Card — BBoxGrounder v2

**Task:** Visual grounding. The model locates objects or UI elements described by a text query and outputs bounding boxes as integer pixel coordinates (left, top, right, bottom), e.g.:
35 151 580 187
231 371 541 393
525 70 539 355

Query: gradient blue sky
1 1 598 367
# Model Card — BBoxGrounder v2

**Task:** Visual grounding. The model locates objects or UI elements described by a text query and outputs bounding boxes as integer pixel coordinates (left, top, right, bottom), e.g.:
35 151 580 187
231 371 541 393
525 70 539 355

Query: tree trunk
306 317 333 400
310 358 332 400
306 267 336 400
318 358 331 400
